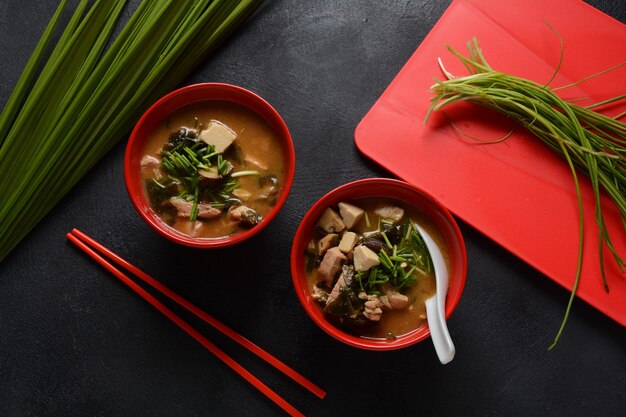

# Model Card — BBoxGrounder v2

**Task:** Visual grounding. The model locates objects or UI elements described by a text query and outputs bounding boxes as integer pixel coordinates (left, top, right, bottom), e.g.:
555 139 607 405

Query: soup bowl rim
124 82 295 248
290 178 467 351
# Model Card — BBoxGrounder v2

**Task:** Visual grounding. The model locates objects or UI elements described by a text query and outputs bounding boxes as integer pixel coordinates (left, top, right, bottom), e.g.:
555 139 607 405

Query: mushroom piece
198 168 222 188
317 233 339 255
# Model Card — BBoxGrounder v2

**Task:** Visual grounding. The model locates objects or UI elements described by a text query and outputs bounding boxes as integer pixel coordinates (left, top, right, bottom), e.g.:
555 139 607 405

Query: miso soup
140 101 286 239
306 197 450 340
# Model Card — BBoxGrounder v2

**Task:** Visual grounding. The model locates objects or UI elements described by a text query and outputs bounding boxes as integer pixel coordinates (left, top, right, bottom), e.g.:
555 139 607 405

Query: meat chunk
338 202 365 229
141 154 160 168
198 120 236 153
379 295 391 309
386 290 409 309
170 198 221 219
353 245 380 272
374 205 405 222
311 285 329 303
363 294 384 321
228 205 260 227
232 188 252 200
244 154 269 171
317 208 345 233
169 198 195 217
317 247 347 284
363 307 383 321
325 274 346 306
197 205 221 220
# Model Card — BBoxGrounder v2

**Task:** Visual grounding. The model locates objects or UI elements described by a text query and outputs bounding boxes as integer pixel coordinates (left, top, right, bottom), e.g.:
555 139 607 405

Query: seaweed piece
225 142 245 164
324 284 361 317
145 179 178 208
164 126 199 150
381 223 402 244
324 266 362 316
359 237 392 255
144 179 178 225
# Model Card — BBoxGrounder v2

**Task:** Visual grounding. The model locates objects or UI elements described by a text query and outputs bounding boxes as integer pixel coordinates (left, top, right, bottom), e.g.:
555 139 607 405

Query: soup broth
140 100 286 239
306 197 450 340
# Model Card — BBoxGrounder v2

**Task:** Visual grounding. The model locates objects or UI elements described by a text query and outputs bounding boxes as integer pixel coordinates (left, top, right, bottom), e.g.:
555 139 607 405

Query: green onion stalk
425 35 626 349
0 0 262 262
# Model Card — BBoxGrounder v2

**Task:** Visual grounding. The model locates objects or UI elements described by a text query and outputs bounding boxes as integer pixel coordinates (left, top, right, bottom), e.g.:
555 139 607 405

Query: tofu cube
338 202 365 229
317 208 345 233
198 120 236 153
353 245 380 272
338 231 358 253
374 205 404 222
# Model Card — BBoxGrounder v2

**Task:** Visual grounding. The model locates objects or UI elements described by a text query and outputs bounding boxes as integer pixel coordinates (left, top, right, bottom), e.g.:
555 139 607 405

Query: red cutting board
355 0 626 325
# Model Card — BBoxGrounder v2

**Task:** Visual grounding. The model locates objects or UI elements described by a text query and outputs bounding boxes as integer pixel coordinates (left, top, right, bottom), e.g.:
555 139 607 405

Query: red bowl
290 178 467 350
125 83 295 248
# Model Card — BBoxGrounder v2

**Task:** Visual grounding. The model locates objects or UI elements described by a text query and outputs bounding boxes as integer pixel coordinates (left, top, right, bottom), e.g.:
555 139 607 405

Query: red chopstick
67 229 325 416
69 228 325 399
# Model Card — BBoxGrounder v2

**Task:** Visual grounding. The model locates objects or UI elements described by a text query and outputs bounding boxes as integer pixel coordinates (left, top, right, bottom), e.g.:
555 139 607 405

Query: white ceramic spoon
414 224 455 364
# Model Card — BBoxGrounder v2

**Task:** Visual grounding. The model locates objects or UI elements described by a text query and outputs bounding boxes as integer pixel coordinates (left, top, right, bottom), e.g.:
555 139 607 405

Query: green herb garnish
358 220 432 294
160 136 239 221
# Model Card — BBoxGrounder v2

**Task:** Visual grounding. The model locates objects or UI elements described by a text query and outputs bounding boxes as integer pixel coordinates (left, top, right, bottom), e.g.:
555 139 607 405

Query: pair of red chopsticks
66 228 325 416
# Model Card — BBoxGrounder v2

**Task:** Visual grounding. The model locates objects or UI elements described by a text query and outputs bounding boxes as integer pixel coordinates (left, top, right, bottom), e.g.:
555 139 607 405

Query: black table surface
1 1 625 416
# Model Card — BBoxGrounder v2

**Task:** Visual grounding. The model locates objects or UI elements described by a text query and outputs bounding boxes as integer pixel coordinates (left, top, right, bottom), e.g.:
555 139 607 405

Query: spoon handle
426 297 455 364
415 224 456 364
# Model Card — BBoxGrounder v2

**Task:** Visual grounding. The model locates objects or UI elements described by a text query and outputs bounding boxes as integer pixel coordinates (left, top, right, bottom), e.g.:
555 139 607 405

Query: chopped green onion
380 231 393 249
231 170 260 177
151 178 166 189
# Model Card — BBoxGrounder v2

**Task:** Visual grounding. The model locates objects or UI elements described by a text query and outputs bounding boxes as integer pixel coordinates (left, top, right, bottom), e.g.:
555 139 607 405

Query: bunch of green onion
0 0 262 262
426 36 626 348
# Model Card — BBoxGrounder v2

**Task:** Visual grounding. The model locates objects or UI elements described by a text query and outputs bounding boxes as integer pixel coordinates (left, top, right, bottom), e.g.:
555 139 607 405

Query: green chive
0 0 263 262
426 34 626 348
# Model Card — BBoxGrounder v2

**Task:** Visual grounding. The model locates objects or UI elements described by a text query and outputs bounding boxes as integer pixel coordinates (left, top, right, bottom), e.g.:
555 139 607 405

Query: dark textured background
1 1 625 416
